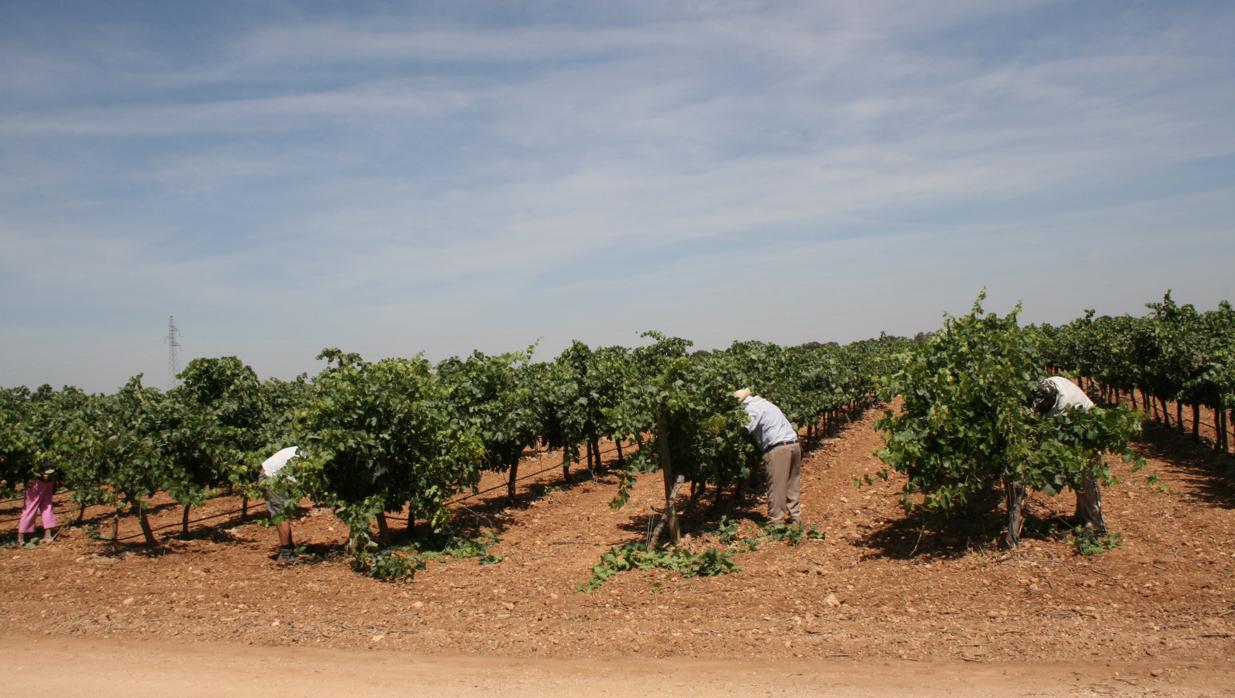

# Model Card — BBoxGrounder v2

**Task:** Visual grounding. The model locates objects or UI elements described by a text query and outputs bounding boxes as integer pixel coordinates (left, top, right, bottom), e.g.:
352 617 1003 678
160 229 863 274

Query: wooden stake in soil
375 513 390 542
1220 407 1230 452
1221 408 1231 453
655 414 680 546
506 458 519 504
1216 408 1225 453
1003 472 1026 549
588 436 600 476
647 474 686 548
1224 408 1232 452
134 499 156 546
1074 467 1107 534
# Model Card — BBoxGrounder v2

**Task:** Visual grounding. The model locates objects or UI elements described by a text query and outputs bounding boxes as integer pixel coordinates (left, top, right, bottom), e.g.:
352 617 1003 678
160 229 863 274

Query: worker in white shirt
260 446 300 563
1034 377 1105 532
733 389 802 526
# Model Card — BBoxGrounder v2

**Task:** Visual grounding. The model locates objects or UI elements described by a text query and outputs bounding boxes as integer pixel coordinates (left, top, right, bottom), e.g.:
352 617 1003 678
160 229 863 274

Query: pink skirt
18 479 56 533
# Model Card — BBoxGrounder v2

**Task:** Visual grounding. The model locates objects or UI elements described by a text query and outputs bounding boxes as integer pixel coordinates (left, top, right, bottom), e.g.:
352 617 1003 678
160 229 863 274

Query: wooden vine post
646 474 686 548
133 498 156 546
655 413 680 546
375 512 390 542
1216 408 1225 453
1003 471 1025 548
1222 408 1231 453
506 457 520 504
587 436 600 476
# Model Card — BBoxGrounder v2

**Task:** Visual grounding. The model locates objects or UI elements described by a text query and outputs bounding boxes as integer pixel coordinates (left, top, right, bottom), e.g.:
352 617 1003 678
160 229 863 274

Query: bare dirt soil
2 408 1234 695
3 635 1232 697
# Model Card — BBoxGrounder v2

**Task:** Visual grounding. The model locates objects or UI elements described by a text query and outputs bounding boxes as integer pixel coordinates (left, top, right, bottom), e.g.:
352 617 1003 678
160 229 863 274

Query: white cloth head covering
261 446 299 478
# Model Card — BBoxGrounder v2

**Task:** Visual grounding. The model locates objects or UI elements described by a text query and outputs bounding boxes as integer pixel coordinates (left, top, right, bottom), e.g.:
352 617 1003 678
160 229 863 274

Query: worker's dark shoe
276 547 298 564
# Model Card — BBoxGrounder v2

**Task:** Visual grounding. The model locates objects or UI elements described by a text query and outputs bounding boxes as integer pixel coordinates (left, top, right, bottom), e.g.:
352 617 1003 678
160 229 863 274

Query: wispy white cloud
1 0 1233 390
0 81 474 136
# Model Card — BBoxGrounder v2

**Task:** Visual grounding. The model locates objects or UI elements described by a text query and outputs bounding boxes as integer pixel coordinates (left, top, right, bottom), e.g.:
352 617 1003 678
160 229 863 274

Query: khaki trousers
763 442 802 524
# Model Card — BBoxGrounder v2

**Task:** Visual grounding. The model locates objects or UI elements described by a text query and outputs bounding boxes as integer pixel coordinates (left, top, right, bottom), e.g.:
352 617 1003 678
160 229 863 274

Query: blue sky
2 1 1233 392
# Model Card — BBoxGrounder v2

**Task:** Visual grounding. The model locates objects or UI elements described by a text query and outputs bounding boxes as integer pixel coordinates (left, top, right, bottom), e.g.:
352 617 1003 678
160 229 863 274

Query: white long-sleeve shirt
740 396 798 452
1046 377 1094 415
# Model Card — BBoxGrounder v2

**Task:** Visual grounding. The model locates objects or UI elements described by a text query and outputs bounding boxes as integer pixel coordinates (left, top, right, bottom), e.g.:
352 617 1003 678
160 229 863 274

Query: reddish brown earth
4 635 1232 697
2 408 1234 694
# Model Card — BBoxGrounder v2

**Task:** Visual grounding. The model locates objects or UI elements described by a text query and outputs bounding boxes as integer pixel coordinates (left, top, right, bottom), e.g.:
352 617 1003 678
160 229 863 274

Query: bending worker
260 446 300 563
1034 376 1106 533
734 388 802 526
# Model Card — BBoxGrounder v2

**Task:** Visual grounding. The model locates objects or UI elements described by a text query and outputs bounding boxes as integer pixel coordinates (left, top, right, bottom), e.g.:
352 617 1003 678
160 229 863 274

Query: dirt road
2 636 1231 697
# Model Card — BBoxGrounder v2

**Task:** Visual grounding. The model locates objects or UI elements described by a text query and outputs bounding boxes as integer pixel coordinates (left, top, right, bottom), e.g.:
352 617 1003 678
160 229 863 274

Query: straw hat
732 388 753 401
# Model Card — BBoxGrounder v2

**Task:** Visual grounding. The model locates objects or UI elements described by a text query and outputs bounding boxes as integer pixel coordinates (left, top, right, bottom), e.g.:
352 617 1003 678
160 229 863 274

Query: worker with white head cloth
260 446 300 563
734 388 802 526
1034 376 1105 532
1036 376 1095 415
